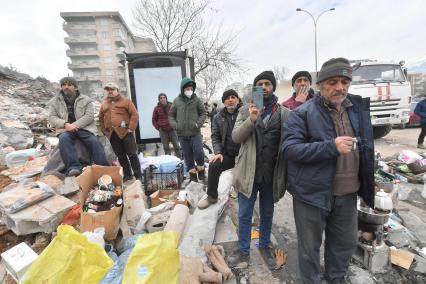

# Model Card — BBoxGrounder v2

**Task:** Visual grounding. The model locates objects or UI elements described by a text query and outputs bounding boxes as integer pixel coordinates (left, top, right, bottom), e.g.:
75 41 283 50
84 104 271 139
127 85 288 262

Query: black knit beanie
60 76 78 87
292 71 312 86
222 89 239 103
317 58 352 84
253 71 276 91
158 93 167 101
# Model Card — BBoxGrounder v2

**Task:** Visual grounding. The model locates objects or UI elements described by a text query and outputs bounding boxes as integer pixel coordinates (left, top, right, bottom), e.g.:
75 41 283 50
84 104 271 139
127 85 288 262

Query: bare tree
273 65 290 82
132 0 241 94
196 66 223 102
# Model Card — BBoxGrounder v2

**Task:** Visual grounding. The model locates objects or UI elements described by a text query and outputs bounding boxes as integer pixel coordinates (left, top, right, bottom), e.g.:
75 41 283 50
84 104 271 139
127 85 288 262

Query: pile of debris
0 65 59 159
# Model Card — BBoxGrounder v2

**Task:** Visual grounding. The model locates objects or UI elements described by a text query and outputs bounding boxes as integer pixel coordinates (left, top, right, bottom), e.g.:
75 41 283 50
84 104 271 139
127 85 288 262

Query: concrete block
413 255 426 275
398 211 426 246
1 195 75 235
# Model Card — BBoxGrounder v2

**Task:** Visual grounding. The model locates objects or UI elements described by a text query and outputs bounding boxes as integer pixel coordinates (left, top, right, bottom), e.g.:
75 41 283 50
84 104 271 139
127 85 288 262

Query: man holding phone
282 58 375 283
229 71 291 269
282 71 315 110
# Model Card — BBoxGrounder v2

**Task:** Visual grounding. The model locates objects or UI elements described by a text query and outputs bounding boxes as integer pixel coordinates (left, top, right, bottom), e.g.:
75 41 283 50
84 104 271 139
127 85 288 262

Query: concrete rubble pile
0 65 59 160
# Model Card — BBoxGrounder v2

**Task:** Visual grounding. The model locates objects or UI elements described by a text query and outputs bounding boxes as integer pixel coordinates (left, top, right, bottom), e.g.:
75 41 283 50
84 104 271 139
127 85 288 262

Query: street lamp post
296 8 335 75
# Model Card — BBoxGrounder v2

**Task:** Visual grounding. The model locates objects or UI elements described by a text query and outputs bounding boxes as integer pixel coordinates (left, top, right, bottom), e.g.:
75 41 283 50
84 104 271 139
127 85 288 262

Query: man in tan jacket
99 82 141 182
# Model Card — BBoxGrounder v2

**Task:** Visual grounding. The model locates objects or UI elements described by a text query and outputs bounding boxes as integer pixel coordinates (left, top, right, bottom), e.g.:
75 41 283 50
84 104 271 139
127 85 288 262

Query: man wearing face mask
197 89 241 209
169 77 207 182
98 82 141 182
229 71 291 269
282 58 374 283
282 71 315 110
48 77 109 176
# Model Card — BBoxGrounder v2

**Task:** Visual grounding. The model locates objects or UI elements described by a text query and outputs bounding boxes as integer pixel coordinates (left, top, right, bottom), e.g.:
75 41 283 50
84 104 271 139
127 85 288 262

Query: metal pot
358 206 389 225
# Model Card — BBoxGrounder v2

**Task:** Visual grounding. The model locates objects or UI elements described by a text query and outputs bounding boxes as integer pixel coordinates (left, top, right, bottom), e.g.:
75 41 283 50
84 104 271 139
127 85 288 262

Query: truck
349 59 411 139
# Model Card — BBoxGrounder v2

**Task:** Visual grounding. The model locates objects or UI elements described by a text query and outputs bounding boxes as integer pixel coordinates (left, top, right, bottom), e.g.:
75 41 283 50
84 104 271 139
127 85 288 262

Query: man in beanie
152 93 181 157
48 77 109 176
197 89 241 209
282 58 374 283
282 70 315 110
99 82 141 182
169 77 207 182
228 71 291 268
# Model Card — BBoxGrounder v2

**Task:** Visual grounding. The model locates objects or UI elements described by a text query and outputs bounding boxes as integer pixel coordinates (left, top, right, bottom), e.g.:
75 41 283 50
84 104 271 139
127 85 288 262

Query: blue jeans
238 182 274 253
58 130 109 173
179 133 204 171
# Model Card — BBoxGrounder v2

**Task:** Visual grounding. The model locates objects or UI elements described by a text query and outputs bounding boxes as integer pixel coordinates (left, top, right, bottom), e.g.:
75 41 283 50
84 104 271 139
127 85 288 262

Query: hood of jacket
180 77 196 95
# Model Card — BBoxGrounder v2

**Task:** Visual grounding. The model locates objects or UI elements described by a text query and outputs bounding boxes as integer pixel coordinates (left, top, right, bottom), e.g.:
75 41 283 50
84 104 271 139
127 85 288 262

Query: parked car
409 101 421 127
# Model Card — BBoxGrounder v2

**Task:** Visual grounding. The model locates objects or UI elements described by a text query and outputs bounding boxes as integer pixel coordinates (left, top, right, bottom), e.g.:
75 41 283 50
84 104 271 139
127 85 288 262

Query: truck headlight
402 111 409 116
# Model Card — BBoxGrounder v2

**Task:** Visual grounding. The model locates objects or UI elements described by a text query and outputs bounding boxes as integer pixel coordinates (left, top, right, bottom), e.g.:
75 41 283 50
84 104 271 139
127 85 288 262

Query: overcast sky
1 0 426 85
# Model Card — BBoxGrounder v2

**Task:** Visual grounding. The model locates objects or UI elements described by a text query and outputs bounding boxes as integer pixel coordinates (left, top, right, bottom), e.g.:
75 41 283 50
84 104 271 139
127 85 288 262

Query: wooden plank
390 248 415 270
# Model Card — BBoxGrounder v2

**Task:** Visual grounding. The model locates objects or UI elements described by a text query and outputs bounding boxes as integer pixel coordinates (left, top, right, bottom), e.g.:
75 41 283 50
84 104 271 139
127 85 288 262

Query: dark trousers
110 131 141 178
238 182 274 253
179 133 204 171
58 129 109 174
418 124 426 144
207 154 235 199
293 193 358 284
159 129 181 158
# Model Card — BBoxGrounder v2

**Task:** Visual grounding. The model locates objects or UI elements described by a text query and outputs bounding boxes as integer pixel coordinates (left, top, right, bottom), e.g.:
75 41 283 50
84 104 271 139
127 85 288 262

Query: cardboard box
1 242 38 282
77 165 123 241
149 190 188 208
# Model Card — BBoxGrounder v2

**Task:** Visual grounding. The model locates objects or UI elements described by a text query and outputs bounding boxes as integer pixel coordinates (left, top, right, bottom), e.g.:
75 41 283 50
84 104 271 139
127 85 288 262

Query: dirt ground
374 126 422 157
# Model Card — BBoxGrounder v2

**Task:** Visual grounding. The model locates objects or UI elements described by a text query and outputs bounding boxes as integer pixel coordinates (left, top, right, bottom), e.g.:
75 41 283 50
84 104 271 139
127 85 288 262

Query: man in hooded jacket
169 77 207 182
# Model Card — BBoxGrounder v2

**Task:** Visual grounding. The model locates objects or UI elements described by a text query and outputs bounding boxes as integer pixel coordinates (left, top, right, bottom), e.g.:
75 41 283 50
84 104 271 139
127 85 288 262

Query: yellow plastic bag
22 225 113 284
123 230 180 284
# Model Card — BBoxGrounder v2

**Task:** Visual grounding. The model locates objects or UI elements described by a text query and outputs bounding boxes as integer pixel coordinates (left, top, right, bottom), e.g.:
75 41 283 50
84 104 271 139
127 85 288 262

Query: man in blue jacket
282 58 375 283
414 95 426 149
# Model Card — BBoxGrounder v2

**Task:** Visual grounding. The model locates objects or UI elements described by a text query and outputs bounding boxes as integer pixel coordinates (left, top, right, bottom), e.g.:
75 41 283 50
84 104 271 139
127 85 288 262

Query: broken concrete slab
121 180 147 235
1 194 75 235
185 181 206 208
214 209 238 245
398 211 426 246
413 255 426 275
179 169 232 261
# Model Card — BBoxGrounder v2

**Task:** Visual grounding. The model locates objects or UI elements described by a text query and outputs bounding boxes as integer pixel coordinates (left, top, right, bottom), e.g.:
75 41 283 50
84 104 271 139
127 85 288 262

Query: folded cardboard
77 165 123 241
1 242 38 282
150 190 188 208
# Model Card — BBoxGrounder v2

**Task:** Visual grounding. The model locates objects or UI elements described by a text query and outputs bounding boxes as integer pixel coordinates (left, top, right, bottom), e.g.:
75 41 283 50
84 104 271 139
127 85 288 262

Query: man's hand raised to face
295 86 309 103
249 103 261 123
335 136 356 155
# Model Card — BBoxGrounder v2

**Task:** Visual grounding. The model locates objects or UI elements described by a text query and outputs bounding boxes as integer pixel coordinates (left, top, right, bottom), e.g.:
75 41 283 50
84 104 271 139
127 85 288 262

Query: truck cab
349 60 411 138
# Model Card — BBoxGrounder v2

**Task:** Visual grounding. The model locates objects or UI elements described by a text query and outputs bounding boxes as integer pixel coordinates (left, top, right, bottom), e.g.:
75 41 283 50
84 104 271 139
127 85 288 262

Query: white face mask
184 90 193 98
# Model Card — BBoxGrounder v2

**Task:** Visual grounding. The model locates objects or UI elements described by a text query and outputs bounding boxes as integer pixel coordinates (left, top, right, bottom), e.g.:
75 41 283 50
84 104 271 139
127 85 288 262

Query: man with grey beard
48 77 109 176
282 58 375 283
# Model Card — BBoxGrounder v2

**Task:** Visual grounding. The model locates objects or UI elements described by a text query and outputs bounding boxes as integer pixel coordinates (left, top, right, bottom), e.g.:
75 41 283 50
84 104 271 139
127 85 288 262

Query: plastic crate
143 162 184 193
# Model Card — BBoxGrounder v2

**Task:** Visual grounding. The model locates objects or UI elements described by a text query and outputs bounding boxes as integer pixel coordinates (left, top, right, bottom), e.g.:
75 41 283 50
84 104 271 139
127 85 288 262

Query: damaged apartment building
61 11 156 99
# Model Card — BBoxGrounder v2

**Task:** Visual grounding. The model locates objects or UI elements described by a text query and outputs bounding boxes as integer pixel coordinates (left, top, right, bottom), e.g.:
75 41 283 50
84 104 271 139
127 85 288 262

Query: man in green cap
168 77 207 182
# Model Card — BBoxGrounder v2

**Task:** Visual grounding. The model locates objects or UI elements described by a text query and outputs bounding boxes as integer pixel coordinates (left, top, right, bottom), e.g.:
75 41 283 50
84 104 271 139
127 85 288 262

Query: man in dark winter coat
152 93 181 157
197 89 241 209
282 70 314 110
414 94 426 149
282 58 375 283
169 77 207 182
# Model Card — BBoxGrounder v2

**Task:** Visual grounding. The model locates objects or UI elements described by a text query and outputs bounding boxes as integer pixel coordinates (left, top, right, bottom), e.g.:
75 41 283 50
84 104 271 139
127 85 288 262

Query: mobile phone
252 86 263 109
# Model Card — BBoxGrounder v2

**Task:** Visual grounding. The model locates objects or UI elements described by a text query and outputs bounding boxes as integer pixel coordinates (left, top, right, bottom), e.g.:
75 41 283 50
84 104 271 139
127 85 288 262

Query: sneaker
68 168 81 177
258 246 276 270
226 249 250 268
197 195 218 209
123 175 134 182
418 144 425 149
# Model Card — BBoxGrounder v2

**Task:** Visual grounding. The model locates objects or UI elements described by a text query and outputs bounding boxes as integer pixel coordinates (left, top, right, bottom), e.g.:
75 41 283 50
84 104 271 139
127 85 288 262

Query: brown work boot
197 194 218 209
196 165 206 180
418 144 425 149
189 169 198 182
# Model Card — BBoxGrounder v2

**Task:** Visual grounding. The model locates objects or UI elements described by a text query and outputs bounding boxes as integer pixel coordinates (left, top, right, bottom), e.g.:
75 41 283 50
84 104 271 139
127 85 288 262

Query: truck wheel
373 125 392 139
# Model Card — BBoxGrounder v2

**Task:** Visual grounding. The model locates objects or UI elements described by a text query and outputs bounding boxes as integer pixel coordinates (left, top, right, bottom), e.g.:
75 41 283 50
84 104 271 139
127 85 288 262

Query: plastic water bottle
422 174 426 199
